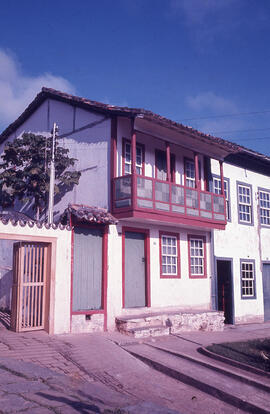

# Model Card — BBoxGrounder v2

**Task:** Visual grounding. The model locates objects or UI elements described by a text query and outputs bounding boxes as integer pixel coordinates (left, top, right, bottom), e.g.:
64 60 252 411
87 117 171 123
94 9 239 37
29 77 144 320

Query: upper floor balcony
112 173 226 229
110 117 228 230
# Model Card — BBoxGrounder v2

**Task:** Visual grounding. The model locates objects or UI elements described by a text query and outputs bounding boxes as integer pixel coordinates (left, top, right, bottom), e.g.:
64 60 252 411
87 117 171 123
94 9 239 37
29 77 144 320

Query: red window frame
159 231 180 279
155 150 176 183
188 235 207 279
122 138 145 176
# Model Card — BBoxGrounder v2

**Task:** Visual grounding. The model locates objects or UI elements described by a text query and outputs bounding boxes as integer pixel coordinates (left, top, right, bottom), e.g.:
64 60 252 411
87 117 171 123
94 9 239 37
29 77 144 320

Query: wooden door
124 231 146 308
72 227 103 312
263 264 270 322
11 242 50 332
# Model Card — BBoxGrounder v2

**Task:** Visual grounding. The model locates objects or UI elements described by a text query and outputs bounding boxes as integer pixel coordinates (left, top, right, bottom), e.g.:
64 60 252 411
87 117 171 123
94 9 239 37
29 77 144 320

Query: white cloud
185 91 246 138
170 0 235 25
186 92 237 114
0 49 76 128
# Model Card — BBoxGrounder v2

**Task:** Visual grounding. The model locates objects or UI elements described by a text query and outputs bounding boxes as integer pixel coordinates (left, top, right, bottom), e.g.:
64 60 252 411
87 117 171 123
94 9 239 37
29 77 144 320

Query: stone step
116 310 224 336
116 316 164 331
149 343 270 393
122 325 170 339
124 343 270 414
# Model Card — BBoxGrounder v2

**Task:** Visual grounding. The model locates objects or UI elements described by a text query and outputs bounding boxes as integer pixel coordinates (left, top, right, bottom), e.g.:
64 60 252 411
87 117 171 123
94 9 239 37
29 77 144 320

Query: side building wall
1 99 111 219
212 159 270 324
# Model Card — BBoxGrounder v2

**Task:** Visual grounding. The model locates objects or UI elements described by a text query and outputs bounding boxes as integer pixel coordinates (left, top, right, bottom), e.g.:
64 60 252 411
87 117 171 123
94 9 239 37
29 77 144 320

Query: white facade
1 90 270 334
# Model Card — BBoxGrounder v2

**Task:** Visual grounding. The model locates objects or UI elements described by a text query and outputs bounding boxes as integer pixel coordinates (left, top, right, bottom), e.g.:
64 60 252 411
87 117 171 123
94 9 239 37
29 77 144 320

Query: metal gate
11 242 50 332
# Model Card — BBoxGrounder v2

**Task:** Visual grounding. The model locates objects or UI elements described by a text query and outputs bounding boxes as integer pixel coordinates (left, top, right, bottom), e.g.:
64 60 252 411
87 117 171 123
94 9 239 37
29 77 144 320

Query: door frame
262 261 270 322
70 222 109 330
0 232 56 334
122 227 150 309
215 256 235 324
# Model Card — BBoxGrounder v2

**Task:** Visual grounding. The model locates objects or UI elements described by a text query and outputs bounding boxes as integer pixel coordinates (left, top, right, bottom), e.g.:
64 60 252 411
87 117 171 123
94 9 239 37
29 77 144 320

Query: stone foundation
71 314 104 333
116 310 224 338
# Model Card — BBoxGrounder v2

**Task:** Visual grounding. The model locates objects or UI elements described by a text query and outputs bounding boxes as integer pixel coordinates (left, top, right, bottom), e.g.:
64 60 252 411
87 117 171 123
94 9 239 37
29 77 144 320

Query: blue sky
1 0 270 155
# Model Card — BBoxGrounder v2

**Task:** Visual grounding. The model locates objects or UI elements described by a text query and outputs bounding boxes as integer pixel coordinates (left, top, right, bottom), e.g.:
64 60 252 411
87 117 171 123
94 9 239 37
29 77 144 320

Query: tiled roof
0 211 71 230
0 87 270 165
61 204 118 225
0 87 238 153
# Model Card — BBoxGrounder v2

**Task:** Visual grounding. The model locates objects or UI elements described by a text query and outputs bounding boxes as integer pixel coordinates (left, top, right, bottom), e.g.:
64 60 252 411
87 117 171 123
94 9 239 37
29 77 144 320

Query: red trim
110 116 117 212
195 153 200 190
103 225 109 331
122 138 145 176
188 234 207 279
70 223 108 332
122 226 151 309
159 231 180 279
70 215 74 332
166 142 171 182
114 209 226 230
155 150 176 183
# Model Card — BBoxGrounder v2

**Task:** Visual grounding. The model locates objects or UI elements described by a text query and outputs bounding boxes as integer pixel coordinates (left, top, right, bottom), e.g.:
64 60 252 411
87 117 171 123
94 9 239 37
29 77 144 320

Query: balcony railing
113 174 226 224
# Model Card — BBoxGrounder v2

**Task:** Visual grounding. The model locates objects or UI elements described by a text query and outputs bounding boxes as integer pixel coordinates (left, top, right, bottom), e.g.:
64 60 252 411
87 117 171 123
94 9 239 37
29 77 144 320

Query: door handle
142 257 145 263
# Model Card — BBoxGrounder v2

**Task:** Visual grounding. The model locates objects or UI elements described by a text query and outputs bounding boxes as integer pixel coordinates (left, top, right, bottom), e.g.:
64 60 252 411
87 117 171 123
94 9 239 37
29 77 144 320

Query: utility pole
48 122 58 224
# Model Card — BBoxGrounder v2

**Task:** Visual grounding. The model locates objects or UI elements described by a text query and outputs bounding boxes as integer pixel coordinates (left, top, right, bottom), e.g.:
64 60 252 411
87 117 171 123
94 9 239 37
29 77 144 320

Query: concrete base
116 309 224 338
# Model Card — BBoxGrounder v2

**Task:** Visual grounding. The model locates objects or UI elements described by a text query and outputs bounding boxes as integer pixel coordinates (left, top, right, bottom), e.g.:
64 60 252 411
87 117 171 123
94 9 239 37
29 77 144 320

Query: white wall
0 221 72 334
107 221 211 330
212 159 270 323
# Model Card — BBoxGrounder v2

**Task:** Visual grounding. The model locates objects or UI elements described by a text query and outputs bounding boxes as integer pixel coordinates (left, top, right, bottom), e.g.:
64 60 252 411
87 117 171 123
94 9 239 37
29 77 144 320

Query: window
185 159 195 188
155 150 175 182
159 232 180 278
237 183 253 225
188 236 206 278
213 176 230 220
259 189 270 226
241 260 256 299
123 139 144 175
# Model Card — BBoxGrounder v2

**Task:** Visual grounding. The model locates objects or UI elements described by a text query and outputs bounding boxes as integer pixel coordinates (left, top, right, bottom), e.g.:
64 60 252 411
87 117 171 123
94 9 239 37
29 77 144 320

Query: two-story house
0 87 269 336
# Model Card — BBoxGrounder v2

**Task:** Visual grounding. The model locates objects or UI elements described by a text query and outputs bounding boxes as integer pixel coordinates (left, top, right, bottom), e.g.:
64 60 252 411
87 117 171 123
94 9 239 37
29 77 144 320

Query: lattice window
238 184 252 224
185 160 195 188
259 190 270 226
124 141 143 175
189 237 205 276
241 261 255 298
213 177 230 220
161 235 178 276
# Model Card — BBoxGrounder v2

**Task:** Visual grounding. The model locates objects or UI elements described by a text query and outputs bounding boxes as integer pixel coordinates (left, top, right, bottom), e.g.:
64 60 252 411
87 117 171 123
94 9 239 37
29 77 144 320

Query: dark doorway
216 259 234 324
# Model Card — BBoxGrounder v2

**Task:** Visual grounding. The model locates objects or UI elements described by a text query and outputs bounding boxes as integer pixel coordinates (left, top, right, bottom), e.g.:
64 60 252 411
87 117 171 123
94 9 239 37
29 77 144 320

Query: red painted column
131 119 137 208
195 153 201 190
166 141 171 182
110 116 117 212
219 160 225 195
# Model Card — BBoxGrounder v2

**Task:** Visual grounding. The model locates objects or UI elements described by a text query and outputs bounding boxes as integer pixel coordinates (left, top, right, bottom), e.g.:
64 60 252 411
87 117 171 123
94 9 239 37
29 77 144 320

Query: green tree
0 132 81 218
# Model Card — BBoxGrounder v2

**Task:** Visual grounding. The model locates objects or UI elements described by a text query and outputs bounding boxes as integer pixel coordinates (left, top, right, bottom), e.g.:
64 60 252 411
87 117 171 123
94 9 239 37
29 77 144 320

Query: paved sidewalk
0 321 269 413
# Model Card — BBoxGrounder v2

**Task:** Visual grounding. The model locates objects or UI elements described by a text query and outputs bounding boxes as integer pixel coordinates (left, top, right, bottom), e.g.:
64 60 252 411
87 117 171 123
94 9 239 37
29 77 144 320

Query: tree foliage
0 132 81 216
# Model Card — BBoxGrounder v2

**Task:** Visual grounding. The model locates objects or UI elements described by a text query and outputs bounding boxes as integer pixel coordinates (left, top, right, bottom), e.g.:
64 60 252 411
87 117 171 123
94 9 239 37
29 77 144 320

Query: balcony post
110 116 117 212
166 141 171 182
131 119 137 208
195 153 201 190
219 160 225 195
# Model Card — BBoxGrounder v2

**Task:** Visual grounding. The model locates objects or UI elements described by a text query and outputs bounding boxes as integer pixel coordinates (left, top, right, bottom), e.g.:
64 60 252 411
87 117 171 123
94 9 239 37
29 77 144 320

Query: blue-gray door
124 231 146 308
73 227 103 311
263 264 270 321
